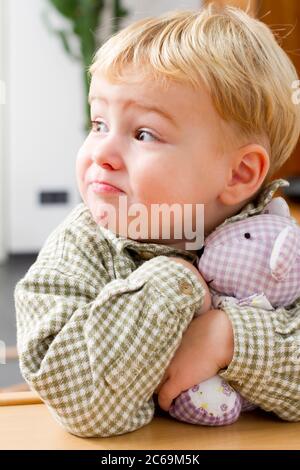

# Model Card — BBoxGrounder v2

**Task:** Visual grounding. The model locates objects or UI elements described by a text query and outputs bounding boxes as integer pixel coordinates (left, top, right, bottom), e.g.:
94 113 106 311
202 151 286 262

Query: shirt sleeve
15 246 205 437
219 302 300 421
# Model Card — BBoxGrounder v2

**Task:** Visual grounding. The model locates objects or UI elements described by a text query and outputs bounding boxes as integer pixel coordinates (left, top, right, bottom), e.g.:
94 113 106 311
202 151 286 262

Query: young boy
15 5 300 437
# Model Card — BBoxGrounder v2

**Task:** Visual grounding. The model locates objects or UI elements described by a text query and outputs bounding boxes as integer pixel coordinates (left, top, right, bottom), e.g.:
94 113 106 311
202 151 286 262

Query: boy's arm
219 302 300 421
157 303 300 422
15 247 206 437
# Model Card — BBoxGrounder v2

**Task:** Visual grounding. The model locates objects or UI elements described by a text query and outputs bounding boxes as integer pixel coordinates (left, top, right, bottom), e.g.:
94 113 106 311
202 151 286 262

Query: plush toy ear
270 226 299 281
263 197 290 218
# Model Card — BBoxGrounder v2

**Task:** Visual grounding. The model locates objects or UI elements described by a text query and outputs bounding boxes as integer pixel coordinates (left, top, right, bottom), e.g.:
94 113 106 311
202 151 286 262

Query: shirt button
140 251 154 260
179 280 193 295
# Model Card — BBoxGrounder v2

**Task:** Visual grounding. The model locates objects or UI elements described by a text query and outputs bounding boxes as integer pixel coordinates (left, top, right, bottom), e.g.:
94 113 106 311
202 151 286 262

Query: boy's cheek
75 157 90 202
76 143 89 165
134 175 172 204
76 146 92 179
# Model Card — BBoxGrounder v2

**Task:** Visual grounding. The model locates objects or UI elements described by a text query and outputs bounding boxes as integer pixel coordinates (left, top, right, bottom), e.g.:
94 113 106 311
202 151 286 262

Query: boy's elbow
42 393 154 438
41 401 124 438
57 413 151 439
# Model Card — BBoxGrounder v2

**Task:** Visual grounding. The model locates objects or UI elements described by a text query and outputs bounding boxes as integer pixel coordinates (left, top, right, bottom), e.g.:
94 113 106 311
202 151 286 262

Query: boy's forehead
89 70 213 121
89 71 173 103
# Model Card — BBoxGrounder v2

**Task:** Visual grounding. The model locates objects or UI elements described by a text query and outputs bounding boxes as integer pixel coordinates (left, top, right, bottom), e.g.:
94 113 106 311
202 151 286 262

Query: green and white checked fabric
15 178 300 436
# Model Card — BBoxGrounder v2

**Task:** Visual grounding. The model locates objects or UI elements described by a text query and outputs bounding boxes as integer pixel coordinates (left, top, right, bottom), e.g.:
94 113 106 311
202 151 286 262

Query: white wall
122 0 201 24
7 0 84 253
3 0 201 255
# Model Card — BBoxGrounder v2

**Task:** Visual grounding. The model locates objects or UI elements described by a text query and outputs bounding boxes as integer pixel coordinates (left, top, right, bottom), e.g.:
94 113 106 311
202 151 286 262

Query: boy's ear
218 144 270 206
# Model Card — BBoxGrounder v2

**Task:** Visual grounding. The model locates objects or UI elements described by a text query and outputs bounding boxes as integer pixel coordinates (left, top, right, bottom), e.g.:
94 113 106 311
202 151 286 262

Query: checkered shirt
15 178 300 437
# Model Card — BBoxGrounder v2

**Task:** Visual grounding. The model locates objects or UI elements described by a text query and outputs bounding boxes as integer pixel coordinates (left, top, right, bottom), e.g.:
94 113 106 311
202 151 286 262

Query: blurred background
0 0 300 390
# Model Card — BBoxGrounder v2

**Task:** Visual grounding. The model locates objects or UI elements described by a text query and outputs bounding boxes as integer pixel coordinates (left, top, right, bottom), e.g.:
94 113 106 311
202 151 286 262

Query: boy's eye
90 120 158 142
91 120 108 133
135 129 158 142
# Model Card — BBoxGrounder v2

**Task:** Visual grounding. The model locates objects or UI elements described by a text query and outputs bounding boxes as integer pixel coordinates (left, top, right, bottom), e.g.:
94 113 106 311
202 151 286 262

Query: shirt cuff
219 304 275 401
128 255 206 315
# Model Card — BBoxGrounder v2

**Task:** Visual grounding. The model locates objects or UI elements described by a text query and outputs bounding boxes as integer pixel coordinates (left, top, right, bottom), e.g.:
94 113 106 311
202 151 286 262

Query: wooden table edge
0 391 43 406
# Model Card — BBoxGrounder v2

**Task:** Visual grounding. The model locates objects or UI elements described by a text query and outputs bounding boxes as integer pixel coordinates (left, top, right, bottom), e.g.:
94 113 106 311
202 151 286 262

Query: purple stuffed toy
169 197 300 426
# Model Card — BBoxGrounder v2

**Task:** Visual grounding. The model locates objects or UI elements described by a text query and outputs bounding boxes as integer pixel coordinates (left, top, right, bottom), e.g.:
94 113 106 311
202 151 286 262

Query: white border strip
0 0 8 263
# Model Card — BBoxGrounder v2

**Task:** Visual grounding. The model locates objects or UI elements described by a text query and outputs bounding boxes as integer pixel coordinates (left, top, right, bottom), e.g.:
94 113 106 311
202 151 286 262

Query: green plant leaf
47 0 80 20
57 29 81 61
46 0 129 130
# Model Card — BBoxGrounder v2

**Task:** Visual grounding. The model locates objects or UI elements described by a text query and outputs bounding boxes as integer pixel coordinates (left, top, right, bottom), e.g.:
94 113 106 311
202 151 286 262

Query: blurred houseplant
45 0 129 129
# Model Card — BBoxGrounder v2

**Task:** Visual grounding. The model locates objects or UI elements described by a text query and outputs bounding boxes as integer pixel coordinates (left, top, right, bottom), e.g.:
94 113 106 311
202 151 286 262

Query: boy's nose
98 162 114 170
91 140 124 171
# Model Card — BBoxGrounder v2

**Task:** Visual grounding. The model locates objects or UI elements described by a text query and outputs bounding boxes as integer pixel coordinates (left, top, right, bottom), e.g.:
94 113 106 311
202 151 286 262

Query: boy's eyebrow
88 94 178 128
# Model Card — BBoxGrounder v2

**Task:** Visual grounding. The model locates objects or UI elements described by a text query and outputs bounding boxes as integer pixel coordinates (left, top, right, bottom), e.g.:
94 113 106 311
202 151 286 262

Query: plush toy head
198 197 300 307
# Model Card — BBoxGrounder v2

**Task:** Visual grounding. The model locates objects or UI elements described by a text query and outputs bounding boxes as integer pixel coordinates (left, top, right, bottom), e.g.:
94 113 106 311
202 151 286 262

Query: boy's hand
155 308 234 411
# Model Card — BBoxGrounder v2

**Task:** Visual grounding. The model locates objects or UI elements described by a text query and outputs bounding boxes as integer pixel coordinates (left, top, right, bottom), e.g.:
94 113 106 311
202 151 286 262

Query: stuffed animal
169 197 300 426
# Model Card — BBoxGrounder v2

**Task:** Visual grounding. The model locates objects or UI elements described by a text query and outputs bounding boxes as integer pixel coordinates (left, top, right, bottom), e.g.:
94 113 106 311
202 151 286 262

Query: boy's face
76 68 232 245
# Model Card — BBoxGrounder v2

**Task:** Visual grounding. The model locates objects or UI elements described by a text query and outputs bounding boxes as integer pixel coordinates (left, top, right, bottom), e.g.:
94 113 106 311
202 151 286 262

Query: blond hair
89 4 300 183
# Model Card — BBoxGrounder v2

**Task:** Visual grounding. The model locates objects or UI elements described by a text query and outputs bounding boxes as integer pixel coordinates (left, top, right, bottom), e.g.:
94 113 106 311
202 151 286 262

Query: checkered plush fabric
199 212 300 307
169 390 243 426
169 377 244 426
15 179 300 437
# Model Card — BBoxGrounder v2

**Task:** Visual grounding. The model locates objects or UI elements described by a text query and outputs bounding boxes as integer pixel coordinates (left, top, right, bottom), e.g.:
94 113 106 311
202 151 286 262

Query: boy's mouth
89 180 125 194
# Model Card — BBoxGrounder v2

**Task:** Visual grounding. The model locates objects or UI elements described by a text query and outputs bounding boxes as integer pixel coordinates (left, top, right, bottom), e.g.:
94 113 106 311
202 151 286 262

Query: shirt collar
100 225 199 263
217 178 289 229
